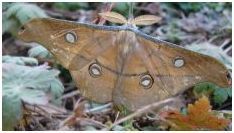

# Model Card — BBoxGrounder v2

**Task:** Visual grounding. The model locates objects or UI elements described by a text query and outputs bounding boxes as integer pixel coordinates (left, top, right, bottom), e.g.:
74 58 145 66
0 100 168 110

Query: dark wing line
96 59 147 76
69 30 116 70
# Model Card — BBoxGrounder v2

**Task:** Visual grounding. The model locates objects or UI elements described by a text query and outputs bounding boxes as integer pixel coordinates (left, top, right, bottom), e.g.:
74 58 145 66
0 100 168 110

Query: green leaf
213 88 228 106
6 3 47 24
193 82 216 97
53 2 88 11
2 63 64 130
3 55 38 66
3 3 48 35
20 88 49 105
2 90 22 131
112 125 125 131
193 82 231 106
226 88 232 97
113 3 129 17
28 45 52 59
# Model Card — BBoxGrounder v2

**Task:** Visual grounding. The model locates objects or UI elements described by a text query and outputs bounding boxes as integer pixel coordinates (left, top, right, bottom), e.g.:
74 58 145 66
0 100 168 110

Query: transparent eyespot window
89 63 102 78
140 74 154 89
65 32 77 43
173 57 185 68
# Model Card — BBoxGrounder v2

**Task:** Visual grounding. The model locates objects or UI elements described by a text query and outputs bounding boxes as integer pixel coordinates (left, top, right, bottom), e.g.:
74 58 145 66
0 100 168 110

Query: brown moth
18 12 230 111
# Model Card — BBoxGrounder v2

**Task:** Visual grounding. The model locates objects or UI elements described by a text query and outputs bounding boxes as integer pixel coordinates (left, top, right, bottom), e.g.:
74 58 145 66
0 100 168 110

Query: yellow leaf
132 15 161 26
99 12 127 24
160 96 230 130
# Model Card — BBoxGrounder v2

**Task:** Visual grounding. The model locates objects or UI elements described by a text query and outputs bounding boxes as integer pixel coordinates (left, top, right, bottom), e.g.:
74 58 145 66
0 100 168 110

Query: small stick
76 118 108 128
114 111 120 123
97 3 115 25
86 103 112 113
102 97 176 130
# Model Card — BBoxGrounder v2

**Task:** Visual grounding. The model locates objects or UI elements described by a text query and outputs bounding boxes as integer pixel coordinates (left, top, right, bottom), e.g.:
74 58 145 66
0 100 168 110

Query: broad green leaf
226 88 232 97
5 3 47 24
2 63 64 130
3 55 38 66
193 82 216 97
20 88 49 105
53 2 88 11
193 82 231 106
213 88 229 106
2 90 22 131
28 45 52 59
113 3 129 17
3 3 47 35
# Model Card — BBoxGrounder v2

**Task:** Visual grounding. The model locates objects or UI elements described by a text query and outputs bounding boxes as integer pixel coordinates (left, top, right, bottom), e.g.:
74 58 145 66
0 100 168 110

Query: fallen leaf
61 100 86 127
160 96 230 130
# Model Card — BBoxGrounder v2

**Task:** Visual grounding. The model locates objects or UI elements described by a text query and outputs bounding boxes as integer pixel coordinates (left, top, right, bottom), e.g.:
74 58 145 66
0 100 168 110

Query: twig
114 111 120 123
86 103 112 114
39 104 67 114
102 97 176 130
24 104 52 120
96 3 115 25
76 118 108 128
31 116 47 130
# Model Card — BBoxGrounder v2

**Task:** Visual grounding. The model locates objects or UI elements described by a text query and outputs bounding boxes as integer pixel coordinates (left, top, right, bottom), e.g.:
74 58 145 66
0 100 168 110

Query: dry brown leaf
132 15 161 25
160 96 230 130
98 12 127 24
61 101 86 127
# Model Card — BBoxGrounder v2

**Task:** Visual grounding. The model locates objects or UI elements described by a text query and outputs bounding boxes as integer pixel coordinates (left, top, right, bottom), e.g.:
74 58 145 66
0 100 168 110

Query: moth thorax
126 18 137 29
